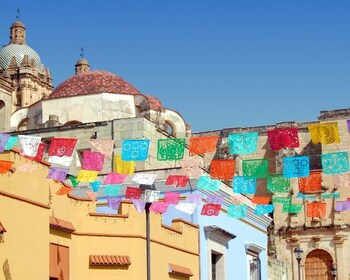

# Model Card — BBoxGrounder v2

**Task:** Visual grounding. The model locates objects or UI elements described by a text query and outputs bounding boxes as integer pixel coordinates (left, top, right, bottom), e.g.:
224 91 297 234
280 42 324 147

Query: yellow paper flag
308 122 340 144
114 155 136 175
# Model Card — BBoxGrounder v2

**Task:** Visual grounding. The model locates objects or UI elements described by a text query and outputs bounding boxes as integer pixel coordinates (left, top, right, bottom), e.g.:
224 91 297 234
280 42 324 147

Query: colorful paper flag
272 197 291 205
333 173 350 188
321 152 349 174
228 132 258 154
189 136 219 156
267 128 299 151
179 159 202 178
210 159 235 180
252 196 270 204
206 194 224 205
76 170 98 182
232 176 256 194
164 192 181 204
175 203 197 214
0 160 14 174
298 171 322 193
22 143 46 162
283 156 310 178
114 155 136 175
321 192 340 199
104 185 121 196
90 181 102 192
131 199 146 212
308 122 340 144
90 139 114 159
335 201 350 212
296 193 317 201
157 138 186 161
122 139 150 161
0 134 10 153
132 173 157 185
267 175 290 193
254 204 274 215
56 186 73 195
197 175 221 191
149 202 169 214
242 159 268 178
185 193 202 204
46 167 69 181
165 175 189 188
142 190 160 203
125 187 142 199
306 202 326 218
107 197 122 210
4 136 19 150
48 155 73 166
282 204 303 214
18 135 42 157
227 204 247 218
69 175 79 188
49 138 77 157
104 172 128 184
201 204 221 216
82 151 105 171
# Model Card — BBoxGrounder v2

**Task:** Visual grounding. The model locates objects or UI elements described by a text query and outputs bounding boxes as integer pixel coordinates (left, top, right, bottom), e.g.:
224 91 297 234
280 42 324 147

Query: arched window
0 100 6 130
18 118 29 131
63 120 83 127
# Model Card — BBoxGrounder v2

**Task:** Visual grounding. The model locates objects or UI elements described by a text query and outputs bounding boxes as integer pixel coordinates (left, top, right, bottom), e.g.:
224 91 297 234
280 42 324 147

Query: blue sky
2 0 350 132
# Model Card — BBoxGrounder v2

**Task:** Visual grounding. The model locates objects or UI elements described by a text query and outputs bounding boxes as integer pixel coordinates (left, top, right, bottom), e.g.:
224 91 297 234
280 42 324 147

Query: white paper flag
132 173 157 185
175 203 197 214
18 135 42 157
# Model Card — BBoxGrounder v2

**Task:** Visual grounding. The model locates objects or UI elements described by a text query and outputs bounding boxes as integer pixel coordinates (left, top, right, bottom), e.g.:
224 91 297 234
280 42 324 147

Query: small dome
0 44 42 69
11 21 25 28
49 70 141 98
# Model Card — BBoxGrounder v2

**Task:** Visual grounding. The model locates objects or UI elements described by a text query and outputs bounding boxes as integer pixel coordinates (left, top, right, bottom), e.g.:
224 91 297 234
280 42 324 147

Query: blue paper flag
321 152 349 175
254 204 274 215
296 193 317 201
197 175 220 191
122 139 150 161
283 156 310 178
104 184 121 196
5 136 19 150
228 132 258 155
321 192 340 199
90 181 102 192
227 204 247 218
232 176 256 194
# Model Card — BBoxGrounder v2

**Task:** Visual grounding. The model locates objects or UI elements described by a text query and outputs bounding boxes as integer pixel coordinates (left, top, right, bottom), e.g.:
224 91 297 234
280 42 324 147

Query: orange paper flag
252 196 271 204
298 171 322 193
210 159 235 180
0 160 14 174
306 202 326 218
189 136 219 156
56 186 73 195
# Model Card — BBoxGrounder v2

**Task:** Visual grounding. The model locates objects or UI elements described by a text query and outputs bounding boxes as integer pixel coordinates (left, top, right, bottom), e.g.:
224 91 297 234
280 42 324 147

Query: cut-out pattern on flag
164 192 181 204
0 160 14 174
23 143 46 162
18 163 38 173
272 197 291 204
298 171 322 193
122 139 150 161
175 203 197 214
306 202 326 218
242 159 268 178
19 135 42 157
227 204 247 219
179 159 201 178
142 190 160 203
149 202 169 214
85 191 97 202
335 201 350 212
69 175 79 188
76 170 98 182
321 192 340 199
189 136 219 156
125 187 142 199
90 181 102 192
157 138 186 161
185 193 202 204
254 204 274 215
132 173 157 185
201 204 221 216
131 199 146 213
206 194 224 205
282 204 303 214
48 155 73 167
165 175 189 188
232 176 256 194
104 172 127 184
210 159 235 180
47 167 69 182
114 155 136 175
104 185 121 196
267 128 300 151
308 122 340 144
267 175 290 193
321 152 349 174
296 193 317 201
333 173 350 188
5 136 19 150
107 197 122 210
0 134 10 153
49 138 77 157
252 197 270 204
197 175 220 191
90 139 114 159
283 156 310 178
228 132 258 155
82 151 105 171
56 186 73 195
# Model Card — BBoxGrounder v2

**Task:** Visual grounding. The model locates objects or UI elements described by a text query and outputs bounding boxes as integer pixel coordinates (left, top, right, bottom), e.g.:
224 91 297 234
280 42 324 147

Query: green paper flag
242 159 268 178
69 175 79 188
267 175 290 193
272 197 292 205
157 138 186 161
282 203 303 214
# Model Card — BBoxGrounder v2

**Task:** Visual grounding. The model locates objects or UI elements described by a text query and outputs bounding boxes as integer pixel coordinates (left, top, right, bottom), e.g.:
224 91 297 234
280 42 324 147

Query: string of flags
1 120 350 219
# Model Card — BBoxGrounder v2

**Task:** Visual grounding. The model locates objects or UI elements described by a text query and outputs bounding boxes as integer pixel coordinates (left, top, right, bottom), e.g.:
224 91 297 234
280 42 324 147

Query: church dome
49 70 141 98
0 44 42 69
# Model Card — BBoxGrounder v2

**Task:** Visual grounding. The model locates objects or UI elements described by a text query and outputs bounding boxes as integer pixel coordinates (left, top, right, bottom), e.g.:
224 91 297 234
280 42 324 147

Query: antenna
80 47 84 59
16 8 21 21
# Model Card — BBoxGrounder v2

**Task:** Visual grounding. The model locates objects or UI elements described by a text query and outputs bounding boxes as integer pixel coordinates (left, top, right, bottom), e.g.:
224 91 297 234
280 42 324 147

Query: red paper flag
189 136 219 156
210 159 235 180
298 171 322 193
201 204 221 216
252 196 270 204
49 138 77 157
22 143 46 162
125 187 142 199
165 175 189 188
267 128 299 151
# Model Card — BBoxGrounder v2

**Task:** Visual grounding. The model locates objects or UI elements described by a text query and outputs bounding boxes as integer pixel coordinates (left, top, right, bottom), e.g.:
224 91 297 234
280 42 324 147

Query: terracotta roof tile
143 94 163 111
49 70 140 99
49 216 75 233
0 222 6 233
168 263 193 277
89 255 131 266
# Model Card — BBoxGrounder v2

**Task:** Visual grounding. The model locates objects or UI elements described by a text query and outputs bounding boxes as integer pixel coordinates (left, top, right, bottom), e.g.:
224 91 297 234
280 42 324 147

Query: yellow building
0 150 199 280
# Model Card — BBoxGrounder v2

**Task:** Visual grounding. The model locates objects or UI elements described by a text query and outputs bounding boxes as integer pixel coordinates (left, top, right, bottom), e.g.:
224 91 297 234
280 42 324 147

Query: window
211 251 223 280
247 251 261 280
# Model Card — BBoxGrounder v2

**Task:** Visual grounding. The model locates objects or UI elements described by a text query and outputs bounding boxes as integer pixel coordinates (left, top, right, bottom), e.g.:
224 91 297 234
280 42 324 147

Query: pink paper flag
90 139 114 159
179 159 201 178
165 175 189 188
104 172 128 184
164 192 181 205
149 202 170 214
82 151 105 171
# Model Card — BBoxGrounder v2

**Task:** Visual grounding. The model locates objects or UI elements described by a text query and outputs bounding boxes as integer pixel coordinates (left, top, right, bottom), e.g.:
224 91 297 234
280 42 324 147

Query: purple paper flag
206 194 224 205
47 167 69 182
185 193 202 204
335 201 350 212
0 134 10 153
107 196 122 210
131 199 146 213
